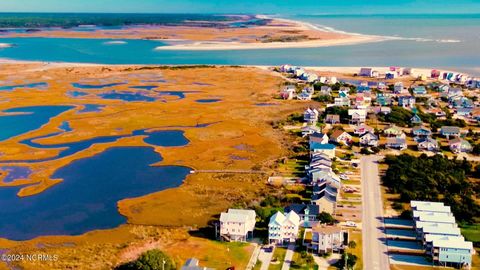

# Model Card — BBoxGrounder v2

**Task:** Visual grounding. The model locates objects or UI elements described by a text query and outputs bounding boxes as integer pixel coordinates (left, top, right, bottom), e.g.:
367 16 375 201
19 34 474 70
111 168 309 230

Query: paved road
281 244 295 270
361 156 390 270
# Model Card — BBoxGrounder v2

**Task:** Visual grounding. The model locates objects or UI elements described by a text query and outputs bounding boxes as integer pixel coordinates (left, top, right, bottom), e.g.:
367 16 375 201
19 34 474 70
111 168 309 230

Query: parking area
387 240 423 252
389 254 433 267
385 228 416 240
384 218 414 228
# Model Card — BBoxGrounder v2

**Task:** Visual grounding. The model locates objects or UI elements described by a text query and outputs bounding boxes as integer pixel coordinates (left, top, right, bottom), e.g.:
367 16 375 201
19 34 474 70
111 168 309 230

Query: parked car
340 174 349 180
345 221 357 227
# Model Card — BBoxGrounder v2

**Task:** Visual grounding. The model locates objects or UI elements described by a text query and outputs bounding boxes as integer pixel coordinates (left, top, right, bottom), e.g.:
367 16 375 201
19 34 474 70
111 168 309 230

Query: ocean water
0 13 479 76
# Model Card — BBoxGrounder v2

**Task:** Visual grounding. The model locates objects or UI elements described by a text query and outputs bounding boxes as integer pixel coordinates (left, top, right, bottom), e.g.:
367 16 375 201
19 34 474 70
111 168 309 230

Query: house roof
411 201 451 213
413 210 452 218
386 138 406 145
285 211 301 226
421 224 461 235
360 131 378 140
312 225 343 235
355 124 373 131
415 220 457 229
310 142 336 150
424 234 464 243
432 239 473 250
330 129 347 140
415 212 456 224
285 204 320 216
440 126 460 133
325 114 340 121
384 125 403 135
412 126 431 134
269 211 286 226
220 209 256 223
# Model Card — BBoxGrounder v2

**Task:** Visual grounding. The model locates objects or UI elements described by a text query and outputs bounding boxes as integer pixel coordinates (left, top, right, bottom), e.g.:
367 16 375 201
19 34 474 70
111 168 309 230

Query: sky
0 0 479 14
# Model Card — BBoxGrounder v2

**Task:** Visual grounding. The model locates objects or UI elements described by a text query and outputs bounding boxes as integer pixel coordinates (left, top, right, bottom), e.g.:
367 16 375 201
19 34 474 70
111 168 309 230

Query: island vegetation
382 154 480 223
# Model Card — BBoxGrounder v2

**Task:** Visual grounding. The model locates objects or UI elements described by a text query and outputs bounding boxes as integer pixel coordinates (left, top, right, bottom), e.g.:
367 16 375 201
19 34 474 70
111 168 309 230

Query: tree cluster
383 154 480 222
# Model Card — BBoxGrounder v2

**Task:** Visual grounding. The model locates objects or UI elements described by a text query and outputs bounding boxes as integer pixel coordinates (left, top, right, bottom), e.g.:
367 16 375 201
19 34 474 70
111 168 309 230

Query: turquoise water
0 14 479 75
2 129 188 163
0 82 47 91
0 146 190 240
0 106 73 142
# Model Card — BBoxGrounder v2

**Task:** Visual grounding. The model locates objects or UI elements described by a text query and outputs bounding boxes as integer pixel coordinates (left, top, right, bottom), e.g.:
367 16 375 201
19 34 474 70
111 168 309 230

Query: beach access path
361 155 390 270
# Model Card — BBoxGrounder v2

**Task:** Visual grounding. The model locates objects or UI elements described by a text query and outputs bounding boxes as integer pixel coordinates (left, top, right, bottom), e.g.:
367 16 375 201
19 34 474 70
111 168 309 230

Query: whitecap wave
103 40 127 45
0 43 13 48
310 22 462 44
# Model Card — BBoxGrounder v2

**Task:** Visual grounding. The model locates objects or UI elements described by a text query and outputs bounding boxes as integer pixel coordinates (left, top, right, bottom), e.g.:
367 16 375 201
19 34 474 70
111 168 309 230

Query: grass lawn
339 200 361 206
277 159 308 177
342 193 361 199
290 249 318 270
461 223 480 243
460 224 480 270
269 247 288 270
348 229 363 270
341 180 361 185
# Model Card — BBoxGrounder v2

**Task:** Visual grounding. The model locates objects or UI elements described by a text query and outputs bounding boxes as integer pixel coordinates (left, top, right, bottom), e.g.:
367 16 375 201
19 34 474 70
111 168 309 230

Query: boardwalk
191 169 268 174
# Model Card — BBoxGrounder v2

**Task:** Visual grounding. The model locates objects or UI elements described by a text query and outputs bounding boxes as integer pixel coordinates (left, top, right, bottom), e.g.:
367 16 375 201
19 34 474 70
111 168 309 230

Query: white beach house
268 211 300 245
219 209 256 242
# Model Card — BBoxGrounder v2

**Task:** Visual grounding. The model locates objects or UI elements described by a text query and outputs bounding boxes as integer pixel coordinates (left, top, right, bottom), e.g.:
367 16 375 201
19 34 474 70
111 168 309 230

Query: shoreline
0 58 477 78
154 34 383 51
155 16 385 51
0 58 474 78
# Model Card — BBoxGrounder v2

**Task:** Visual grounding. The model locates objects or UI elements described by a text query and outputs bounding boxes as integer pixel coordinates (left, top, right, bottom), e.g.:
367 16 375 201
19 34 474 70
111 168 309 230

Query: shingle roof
285 204 320 216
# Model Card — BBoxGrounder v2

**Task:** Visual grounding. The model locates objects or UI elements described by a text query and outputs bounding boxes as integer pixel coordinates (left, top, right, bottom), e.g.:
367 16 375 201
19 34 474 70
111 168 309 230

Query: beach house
334 97 350 107
304 108 319 124
412 126 432 138
268 211 300 245
280 85 296 100
329 130 352 145
449 138 472 153
440 126 461 138
311 181 338 214
303 225 347 254
284 204 320 226
310 132 329 144
320 86 332 96
298 86 315 100
412 86 427 96
310 142 336 159
383 125 406 138
360 131 379 147
348 109 367 124
398 95 416 109
325 114 340 124
219 209 256 242
181 258 214 270
359 67 376 77
410 113 423 125
417 137 439 152
354 123 374 135
409 201 473 269
385 138 407 150
394 82 405 94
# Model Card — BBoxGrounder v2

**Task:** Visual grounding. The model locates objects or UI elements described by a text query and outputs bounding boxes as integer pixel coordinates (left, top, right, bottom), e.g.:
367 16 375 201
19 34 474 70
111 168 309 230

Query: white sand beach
155 16 385 51
154 35 383 51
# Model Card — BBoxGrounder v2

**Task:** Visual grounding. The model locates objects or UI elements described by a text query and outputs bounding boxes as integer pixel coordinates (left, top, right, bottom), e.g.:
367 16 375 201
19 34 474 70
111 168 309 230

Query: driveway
281 244 295 270
257 246 274 270
361 155 390 270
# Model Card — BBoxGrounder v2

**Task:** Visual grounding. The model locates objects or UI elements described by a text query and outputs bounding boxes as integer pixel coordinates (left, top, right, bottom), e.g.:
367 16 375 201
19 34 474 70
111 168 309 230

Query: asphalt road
361 155 390 270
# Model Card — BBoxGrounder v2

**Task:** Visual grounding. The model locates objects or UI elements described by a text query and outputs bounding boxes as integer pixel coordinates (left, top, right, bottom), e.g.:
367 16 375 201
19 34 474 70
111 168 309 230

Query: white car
345 221 357 227
340 174 349 180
